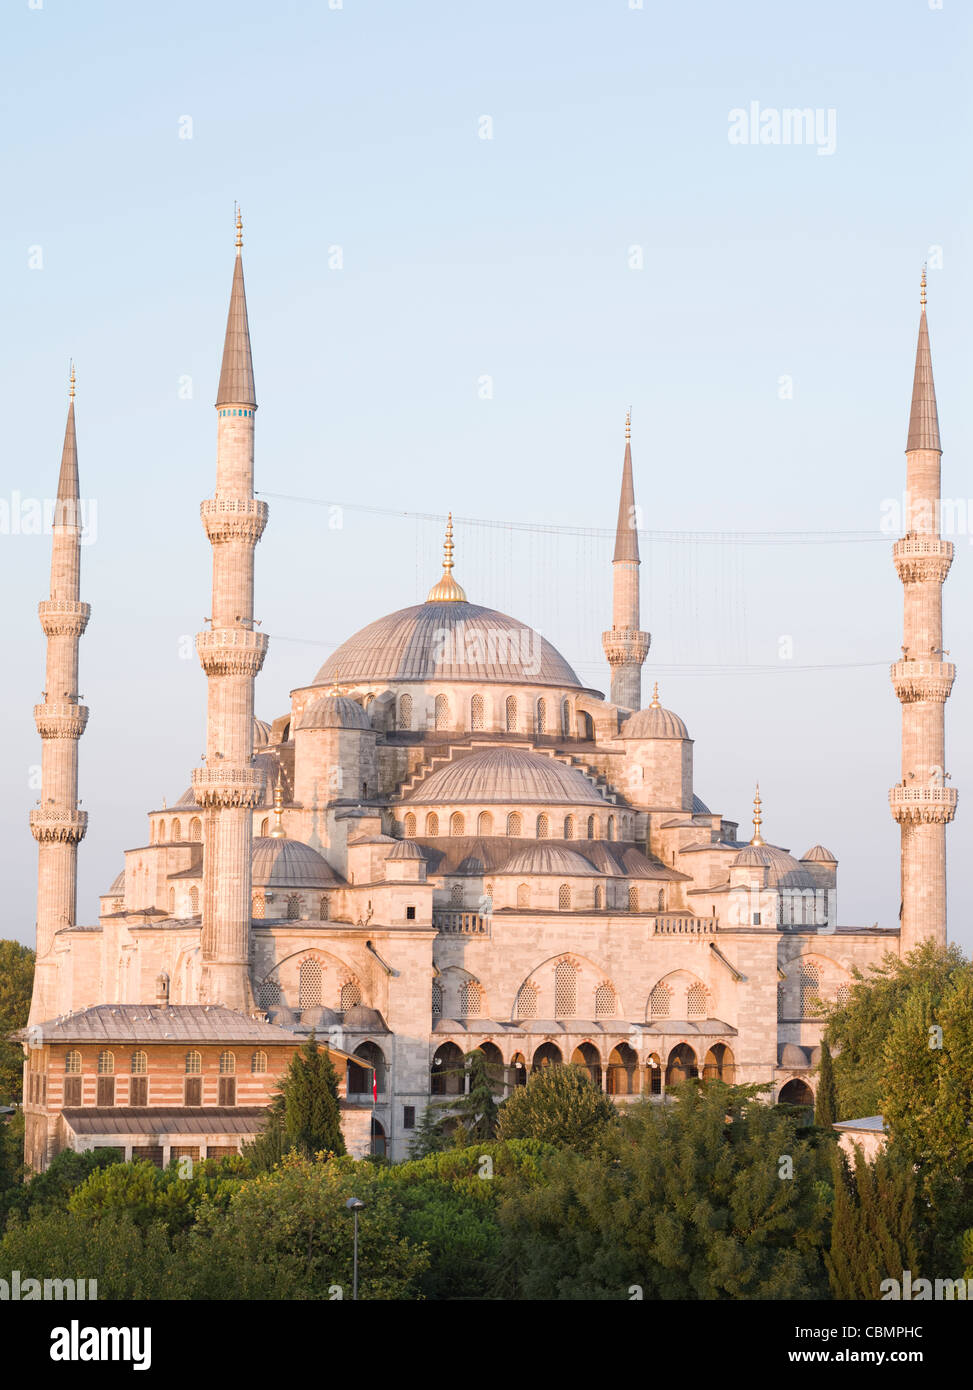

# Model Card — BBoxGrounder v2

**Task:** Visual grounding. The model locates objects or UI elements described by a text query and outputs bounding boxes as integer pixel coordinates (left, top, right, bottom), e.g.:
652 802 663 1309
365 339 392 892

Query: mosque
20 223 954 1167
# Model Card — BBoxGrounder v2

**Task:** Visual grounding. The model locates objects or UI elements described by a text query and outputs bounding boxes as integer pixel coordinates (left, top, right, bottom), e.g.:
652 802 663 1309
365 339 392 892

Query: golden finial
330 675 342 696
235 203 243 251
426 512 467 603
750 782 764 847
269 770 285 839
920 264 927 309
68 361 75 401
625 408 631 442
649 681 660 709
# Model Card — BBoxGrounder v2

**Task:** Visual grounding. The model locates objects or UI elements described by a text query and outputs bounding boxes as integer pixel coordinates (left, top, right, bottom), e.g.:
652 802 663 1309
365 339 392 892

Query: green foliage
814 1041 837 1131
68 1155 249 1236
440 1050 500 1144
824 1144 920 1299
1 1143 122 1230
496 1064 618 1153
248 1033 346 1169
0 941 34 1105
499 1083 832 1300
408 1104 450 1159
0 1209 177 1300
0 1112 26 1203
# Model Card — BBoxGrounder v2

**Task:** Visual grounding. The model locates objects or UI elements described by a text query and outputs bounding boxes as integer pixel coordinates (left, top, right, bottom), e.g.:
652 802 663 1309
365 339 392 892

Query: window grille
131 1051 147 1075
686 983 707 1018
558 883 571 909
459 980 481 1015
252 1051 268 1074
471 694 484 730
505 695 517 731
507 812 522 836
554 961 577 1016
97 1050 114 1075
340 981 362 1009
516 982 538 1018
299 958 322 1007
434 694 448 730
185 1051 201 1075
594 984 615 1017
649 983 671 1018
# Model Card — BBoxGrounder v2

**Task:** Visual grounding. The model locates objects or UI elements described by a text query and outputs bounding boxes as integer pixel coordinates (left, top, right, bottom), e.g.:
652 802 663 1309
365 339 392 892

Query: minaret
192 210 268 1011
602 411 649 709
29 365 90 1025
889 269 956 952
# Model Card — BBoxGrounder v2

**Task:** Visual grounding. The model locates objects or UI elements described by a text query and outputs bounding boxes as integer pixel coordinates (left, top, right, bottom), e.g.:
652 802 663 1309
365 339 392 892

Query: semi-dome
253 717 273 748
312 600 582 689
497 845 603 876
387 839 426 860
620 704 689 740
252 837 338 888
404 747 608 806
107 870 125 894
298 694 372 732
779 1043 811 1069
731 844 817 889
801 844 837 863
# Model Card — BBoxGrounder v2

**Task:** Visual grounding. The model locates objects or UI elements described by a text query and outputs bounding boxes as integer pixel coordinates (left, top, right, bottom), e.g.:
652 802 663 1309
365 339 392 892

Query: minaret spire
29 367 91 1025
750 783 765 847
602 412 649 709
890 271 955 951
193 213 268 1011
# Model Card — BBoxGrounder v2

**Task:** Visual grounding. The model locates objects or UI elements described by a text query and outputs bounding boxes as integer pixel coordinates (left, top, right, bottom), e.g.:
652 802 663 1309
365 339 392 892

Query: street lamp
345 1197 364 1300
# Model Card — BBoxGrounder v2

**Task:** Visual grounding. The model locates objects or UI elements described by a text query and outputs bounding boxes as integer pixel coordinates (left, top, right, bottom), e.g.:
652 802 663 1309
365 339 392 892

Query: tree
496 1064 618 1154
0 941 34 1105
441 1050 499 1144
408 1104 449 1159
1 1144 121 1229
814 1041 837 1130
825 1144 920 1299
249 1033 346 1167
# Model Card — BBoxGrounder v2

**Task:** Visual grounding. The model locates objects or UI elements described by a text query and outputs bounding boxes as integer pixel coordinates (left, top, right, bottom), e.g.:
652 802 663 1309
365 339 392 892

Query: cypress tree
443 1050 499 1143
815 1041 837 1131
282 1032 346 1158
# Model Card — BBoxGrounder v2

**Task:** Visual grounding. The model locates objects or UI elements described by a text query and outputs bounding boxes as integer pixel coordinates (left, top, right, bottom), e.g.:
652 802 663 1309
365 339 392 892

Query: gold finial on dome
235 203 243 251
920 264 927 308
426 512 468 602
750 782 764 847
649 681 660 708
68 361 76 401
625 408 631 442
269 770 286 839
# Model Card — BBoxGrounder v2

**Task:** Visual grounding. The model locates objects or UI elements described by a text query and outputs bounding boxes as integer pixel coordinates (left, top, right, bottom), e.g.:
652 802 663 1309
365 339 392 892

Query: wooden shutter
218 1076 236 1107
130 1076 148 1107
63 1076 82 1107
96 1076 115 1107
184 1076 202 1107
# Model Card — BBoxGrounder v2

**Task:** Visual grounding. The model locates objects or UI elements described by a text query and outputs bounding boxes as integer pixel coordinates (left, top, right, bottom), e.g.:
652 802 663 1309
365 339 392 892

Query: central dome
313 601 582 689
404 747 608 805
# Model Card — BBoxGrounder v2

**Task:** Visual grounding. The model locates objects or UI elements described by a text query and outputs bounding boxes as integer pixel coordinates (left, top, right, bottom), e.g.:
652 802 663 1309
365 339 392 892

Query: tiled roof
61 1107 265 1137
24 1004 305 1044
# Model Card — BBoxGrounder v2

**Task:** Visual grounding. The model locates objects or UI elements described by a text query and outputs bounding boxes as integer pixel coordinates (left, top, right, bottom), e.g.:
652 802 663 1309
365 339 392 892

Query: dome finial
235 202 243 252
426 512 468 602
649 681 660 708
920 263 927 309
750 782 764 846
68 361 76 401
269 770 286 839
625 408 631 442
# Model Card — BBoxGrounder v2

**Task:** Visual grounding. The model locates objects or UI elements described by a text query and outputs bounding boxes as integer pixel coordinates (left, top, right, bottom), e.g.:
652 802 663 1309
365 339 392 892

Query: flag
372 1067 378 1103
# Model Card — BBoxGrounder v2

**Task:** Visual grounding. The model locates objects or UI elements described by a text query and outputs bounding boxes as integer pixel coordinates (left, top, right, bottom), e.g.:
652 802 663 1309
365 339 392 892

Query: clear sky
2 0 971 949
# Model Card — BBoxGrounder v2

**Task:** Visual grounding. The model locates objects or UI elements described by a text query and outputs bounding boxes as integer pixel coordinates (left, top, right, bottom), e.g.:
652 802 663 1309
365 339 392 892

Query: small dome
497 845 602 876
620 704 689 740
779 1043 811 1069
387 840 426 860
692 794 711 814
107 870 125 894
252 837 337 888
253 717 273 748
406 747 607 806
342 1005 389 1032
731 844 817 889
801 844 837 864
298 695 372 732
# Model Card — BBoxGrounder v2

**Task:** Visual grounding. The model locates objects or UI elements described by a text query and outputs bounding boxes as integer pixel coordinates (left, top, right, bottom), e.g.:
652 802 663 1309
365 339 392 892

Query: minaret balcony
38 599 91 637
890 661 956 703
33 702 89 739
201 497 268 545
196 628 269 676
601 628 650 665
889 784 957 824
29 807 88 843
893 537 954 585
191 765 265 807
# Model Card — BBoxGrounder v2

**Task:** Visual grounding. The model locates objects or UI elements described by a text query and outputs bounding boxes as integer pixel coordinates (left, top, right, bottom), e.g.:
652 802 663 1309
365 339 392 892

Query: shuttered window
63 1076 82 1107
218 1077 236 1107
96 1077 115 1107
130 1076 148 1107
184 1076 202 1107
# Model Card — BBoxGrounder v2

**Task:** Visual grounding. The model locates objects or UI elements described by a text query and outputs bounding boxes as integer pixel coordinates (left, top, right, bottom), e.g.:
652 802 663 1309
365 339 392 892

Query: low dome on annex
251 837 338 889
298 693 372 731
620 686 690 741
404 747 609 806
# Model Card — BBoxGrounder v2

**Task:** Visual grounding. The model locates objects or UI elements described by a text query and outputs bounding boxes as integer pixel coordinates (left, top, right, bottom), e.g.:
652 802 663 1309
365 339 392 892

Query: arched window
65 1050 81 1074
259 818 269 837
777 984 785 1021
628 886 639 912
835 982 851 1008
505 695 517 732
190 817 202 842
554 960 577 1016
536 813 550 839
168 888 175 914
563 815 575 840
558 883 571 910
450 812 465 836
340 981 362 1009
594 983 615 1017
434 694 449 730
219 1051 236 1075
799 961 820 1018
350 1042 386 1097
131 1051 147 1075
404 812 417 837
686 982 707 1018
251 1050 267 1074
477 810 493 836
431 1042 465 1096
286 893 302 920
97 1050 114 1075
185 1051 201 1075
594 884 603 908
150 821 155 843
450 882 463 906
470 694 484 730
607 816 616 841
649 983 671 1018
658 889 665 911
299 958 322 1007
253 892 265 919
516 981 538 1018
426 812 439 837
258 979 281 1008
189 885 199 914
159 821 166 842
580 711 594 740
319 895 330 920
561 698 571 736
172 819 182 841
586 815 596 840
399 693 413 730
459 979 481 1016
506 811 522 837
535 699 547 733
516 883 530 908
432 981 443 1017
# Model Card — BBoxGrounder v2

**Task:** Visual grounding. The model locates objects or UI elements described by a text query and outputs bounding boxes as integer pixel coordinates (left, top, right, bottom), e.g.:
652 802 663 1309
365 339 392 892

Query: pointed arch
470 693 484 730
477 810 494 836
